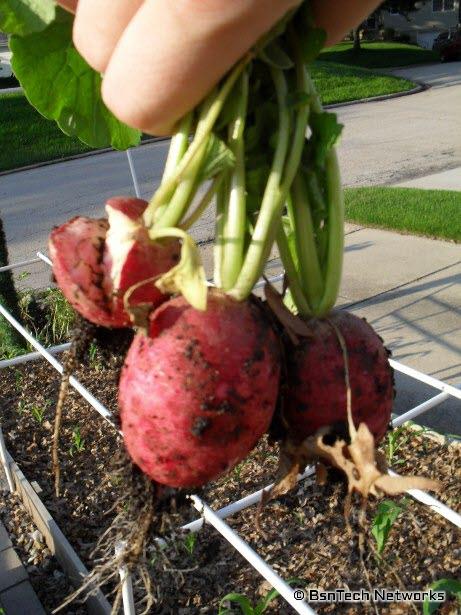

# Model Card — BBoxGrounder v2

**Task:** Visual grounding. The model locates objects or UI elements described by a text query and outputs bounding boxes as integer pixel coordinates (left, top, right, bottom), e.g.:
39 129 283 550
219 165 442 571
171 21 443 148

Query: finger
73 0 144 73
101 0 300 135
311 0 382 47
56 0 78 13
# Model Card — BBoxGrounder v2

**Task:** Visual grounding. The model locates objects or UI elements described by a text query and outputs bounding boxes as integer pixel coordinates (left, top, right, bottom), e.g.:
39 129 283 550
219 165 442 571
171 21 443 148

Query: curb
325 81 427 110
0 86 21 95
0 81 427 177
0 136 169 178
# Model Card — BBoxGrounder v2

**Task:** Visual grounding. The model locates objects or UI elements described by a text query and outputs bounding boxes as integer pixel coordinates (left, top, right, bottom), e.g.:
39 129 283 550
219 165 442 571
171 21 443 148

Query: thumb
101 0 300 135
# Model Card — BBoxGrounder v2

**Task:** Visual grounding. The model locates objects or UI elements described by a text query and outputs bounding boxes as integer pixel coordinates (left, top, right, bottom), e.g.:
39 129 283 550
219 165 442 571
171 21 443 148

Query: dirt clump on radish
49 197 180 329
119 290 281 488
282 310 394 445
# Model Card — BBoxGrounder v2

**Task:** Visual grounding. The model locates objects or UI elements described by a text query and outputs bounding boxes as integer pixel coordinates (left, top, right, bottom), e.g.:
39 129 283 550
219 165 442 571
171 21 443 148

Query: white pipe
0 343 71 370
115 542 136 615
0 257 42 273
190 495 316 615
0 302 117 429
126 150 141 198
0 426 15 493
390 359 461 402
392 384 461 428
389 470 461 528
36 251 52 267
179 466 315 535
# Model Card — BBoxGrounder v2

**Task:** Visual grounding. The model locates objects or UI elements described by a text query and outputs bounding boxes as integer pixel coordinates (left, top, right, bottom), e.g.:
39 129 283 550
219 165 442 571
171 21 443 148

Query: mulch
0 343 459 614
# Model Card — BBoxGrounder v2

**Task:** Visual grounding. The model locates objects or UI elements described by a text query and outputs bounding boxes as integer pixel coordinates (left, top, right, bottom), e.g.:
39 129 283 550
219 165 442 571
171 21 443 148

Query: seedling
219 579 304 615
88 342 103 371
182 532 197 556
385 425 411 465
371 498 408 556
233 460 246 480
16 399 27 415
423 578 461 614
29 401 50 425
69 426 85 456
13 369 23 391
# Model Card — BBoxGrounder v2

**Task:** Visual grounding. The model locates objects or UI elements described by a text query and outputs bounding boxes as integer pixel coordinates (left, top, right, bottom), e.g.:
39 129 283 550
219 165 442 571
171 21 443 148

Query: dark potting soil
0 346 460 614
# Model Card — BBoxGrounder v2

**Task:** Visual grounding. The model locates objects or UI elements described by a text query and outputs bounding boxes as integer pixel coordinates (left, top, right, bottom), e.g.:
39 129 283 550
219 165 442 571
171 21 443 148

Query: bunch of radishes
50 3 396 492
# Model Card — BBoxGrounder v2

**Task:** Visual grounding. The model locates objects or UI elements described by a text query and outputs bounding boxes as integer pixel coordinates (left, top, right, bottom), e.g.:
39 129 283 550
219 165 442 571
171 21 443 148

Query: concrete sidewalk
395 166 461 190
338 224 460 435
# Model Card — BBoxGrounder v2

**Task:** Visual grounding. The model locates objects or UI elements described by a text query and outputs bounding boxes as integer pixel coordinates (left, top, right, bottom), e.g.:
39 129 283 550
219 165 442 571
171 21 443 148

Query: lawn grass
0 62 415 173
320 41 438 69
345 187 461 242
0 285 75 360
0 92 93 172
312 61 414 105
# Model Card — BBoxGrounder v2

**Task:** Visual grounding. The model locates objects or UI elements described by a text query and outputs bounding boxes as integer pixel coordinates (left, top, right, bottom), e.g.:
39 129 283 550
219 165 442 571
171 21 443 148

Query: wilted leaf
151 228 207 311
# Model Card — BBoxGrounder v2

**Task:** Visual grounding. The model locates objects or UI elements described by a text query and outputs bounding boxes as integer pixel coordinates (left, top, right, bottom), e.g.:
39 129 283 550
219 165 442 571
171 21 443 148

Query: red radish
119 291 281 488
49 197 180 328
283 311 393 444
49 216 114 326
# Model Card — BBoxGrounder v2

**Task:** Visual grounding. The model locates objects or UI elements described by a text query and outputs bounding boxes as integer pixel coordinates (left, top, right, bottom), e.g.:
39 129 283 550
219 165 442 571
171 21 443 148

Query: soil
0 344 460 615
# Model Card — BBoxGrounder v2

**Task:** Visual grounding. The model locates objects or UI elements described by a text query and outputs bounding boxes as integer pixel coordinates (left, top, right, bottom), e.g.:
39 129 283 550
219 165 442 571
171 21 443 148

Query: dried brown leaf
264 283 312 342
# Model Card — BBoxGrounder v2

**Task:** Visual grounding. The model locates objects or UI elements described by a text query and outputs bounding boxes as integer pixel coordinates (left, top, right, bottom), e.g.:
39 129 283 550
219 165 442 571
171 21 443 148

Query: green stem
162 112 193 182
180 175 223 232
316 148 344 315
213 173 230 287
227 67 290 301
228 33 311 301
221 71 249 290
144 56 250 227
275 226 311 316
304 169 328 266
152 138 208 230
290 171 324 312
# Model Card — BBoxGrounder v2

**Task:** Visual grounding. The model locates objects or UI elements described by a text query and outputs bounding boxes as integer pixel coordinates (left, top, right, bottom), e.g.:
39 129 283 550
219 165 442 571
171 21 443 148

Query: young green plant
371 498 407 557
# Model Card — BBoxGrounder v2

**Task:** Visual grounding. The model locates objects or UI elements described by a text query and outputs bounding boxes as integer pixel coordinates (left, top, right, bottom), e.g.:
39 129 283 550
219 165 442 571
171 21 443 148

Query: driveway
387 60 461 88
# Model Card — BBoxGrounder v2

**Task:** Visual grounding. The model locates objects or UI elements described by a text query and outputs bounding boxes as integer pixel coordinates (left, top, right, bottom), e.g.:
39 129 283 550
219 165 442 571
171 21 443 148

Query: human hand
57 0 381 135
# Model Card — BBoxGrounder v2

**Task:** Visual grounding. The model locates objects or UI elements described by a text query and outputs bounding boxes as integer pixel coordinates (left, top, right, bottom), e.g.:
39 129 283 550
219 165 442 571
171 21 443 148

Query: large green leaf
0 0 55 36
10 9 141 150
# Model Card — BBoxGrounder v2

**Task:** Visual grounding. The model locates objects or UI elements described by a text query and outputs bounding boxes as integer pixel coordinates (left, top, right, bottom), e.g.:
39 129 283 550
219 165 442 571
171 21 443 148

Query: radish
283 311 393 445
49 216 113 326
49 197 180 328
119 291 281 487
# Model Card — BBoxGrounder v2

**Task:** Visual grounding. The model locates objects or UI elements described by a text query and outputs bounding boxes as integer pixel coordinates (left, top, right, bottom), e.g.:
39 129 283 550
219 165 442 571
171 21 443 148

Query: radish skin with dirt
283 312 394 444
119 291 281 487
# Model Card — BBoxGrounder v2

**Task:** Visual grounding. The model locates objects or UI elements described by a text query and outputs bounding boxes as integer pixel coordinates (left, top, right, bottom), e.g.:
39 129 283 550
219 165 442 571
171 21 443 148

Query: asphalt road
1 61 460 286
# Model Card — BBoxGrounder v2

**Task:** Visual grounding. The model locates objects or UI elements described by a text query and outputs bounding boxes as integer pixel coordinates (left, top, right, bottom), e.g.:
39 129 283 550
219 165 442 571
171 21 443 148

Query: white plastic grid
0 150 460 612
0 253 460 615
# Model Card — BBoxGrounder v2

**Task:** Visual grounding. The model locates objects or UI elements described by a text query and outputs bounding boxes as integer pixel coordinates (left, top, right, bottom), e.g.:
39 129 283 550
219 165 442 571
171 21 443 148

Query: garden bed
0 344 459 614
